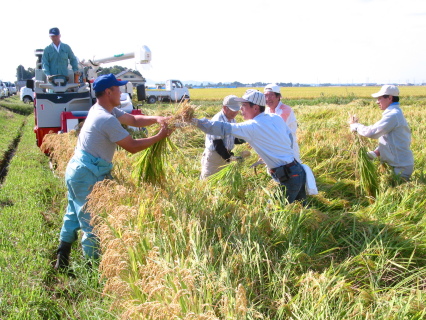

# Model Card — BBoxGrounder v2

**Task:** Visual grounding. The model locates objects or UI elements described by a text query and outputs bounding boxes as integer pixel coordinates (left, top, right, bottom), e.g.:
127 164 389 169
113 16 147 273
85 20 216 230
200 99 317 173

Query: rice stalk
166 99 198 128
131 136 177 186
207 161 244 197
353 135 379 200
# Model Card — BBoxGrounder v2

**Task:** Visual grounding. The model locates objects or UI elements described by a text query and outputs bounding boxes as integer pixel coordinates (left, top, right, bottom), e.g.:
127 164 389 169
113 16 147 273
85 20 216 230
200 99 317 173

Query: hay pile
40 130 78 176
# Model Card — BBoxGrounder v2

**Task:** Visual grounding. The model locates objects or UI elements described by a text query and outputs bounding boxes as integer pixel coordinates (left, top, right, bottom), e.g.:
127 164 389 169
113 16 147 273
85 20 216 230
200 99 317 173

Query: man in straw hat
349 84 414 180
192 89 306 204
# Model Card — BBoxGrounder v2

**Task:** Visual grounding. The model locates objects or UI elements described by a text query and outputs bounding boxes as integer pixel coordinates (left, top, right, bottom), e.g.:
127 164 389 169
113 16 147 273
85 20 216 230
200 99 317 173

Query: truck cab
139 79 190 104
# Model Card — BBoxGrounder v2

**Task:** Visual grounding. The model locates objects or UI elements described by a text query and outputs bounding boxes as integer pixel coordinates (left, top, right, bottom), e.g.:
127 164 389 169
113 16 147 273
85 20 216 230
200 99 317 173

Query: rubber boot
54 241 72 271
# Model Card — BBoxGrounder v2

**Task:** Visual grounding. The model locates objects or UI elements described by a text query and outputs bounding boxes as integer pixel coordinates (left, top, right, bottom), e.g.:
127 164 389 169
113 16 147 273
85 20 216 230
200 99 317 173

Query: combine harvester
31 45 152 147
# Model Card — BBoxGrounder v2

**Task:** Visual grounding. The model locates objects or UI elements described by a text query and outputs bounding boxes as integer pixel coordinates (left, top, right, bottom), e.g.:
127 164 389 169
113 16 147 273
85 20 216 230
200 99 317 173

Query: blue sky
2 0 426 85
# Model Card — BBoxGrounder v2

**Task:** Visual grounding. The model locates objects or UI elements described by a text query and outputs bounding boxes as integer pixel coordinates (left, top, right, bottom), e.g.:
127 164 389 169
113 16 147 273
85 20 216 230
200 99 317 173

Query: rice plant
352 135 379 200
131 136 177 186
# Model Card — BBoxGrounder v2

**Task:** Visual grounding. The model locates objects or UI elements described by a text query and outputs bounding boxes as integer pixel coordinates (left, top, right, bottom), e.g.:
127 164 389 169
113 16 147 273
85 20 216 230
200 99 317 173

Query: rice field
40 87 426 319
2 88 426 319
188 85 426 101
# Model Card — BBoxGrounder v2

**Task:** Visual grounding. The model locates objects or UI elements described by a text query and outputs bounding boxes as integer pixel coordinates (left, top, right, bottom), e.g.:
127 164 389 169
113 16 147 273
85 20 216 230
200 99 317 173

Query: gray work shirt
351 103 414 167
77 103 129 163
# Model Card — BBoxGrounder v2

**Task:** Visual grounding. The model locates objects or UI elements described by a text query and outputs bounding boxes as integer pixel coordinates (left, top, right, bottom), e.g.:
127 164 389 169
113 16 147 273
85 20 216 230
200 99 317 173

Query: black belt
271 160 297 173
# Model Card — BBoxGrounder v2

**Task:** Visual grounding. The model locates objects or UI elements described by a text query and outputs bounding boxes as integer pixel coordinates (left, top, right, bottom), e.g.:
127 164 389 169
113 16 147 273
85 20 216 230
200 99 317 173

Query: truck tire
23 96 33 104
148 96 157 104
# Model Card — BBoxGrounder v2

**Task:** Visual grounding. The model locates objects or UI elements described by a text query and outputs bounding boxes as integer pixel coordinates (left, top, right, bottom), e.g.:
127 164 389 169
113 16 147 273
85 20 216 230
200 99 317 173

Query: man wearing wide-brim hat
349 84 414 180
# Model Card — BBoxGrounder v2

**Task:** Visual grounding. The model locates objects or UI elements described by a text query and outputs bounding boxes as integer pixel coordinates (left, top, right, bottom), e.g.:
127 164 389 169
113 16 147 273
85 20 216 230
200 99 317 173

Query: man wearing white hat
264 84 301 163
200 95 244 179
192 89 306 204
349 85 414 180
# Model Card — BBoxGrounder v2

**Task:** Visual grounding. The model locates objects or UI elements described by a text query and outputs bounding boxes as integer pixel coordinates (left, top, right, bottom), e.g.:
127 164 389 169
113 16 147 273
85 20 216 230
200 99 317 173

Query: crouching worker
191 89 306 204
349 84 414 180
54 73 173 272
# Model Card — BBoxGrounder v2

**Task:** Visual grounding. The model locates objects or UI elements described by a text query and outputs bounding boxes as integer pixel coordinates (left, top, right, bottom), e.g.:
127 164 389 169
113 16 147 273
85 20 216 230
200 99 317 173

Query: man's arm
213 139 233 161
118 113 167 127
65 44 79 72
351 113 397 139
41 46 51 76
116 125 170 154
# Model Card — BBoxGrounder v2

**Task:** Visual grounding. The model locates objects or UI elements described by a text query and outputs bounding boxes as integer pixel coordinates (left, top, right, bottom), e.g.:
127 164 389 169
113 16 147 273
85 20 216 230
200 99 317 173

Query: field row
188 85 426 100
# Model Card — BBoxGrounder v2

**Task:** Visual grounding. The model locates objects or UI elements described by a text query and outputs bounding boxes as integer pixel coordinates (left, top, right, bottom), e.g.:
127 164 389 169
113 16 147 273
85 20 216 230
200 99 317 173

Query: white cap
264 83 281 94
223 95 240 111
371 85 399 98
234 89 266 107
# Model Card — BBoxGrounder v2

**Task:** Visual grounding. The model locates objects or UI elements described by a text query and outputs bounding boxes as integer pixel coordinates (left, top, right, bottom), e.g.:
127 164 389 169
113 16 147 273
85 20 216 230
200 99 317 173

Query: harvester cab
33 45 152 147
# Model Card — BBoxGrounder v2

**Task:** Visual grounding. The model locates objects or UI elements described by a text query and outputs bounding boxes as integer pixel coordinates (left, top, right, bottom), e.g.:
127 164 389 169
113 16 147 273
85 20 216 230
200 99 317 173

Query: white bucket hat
264 83 281 94
371 85 399 98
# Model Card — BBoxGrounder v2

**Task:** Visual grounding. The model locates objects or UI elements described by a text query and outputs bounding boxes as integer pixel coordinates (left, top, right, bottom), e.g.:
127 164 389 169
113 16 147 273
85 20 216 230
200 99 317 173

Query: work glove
367 151 378 160
230 156 243 162
350 123 360 132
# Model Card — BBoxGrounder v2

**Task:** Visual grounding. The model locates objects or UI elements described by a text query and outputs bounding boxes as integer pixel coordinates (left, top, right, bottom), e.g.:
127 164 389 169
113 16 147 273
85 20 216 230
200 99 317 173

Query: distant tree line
16 65 35 81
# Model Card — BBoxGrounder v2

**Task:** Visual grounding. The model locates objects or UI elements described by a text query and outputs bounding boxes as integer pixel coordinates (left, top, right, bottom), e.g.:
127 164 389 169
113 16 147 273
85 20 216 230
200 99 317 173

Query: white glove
350 123 359 132
367 151 377 160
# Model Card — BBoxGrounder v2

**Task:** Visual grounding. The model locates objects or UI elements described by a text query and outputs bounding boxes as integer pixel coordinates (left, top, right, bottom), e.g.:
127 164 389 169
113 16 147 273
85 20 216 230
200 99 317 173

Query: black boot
54 241 72 271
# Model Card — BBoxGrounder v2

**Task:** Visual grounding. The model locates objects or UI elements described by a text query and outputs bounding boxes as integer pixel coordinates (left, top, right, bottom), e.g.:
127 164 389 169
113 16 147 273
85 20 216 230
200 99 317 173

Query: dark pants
280 162 307 204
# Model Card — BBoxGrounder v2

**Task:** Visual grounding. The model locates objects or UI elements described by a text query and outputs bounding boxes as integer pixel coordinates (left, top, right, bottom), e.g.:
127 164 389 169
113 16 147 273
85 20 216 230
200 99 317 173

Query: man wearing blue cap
54 74 172 272
42 27 79 81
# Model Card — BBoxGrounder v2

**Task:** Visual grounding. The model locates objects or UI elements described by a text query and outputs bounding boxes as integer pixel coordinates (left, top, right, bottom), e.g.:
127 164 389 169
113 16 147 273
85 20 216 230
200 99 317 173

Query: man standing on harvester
42 27 79 83
54 74 173 272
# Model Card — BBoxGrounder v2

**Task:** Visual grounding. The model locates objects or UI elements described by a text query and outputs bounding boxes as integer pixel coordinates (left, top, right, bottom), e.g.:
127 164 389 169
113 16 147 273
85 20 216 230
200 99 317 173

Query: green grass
0 106 116 319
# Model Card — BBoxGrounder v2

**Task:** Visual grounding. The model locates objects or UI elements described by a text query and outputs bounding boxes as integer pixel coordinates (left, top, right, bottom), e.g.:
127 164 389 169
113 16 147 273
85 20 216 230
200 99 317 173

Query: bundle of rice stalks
166 99 197 128
131 101 198 186
208 160 245 197
352 135 379 200
131 136 177 186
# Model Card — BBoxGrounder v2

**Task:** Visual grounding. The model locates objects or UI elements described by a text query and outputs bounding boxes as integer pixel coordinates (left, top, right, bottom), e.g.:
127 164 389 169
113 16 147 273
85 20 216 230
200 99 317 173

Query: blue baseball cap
49 27 60 36
93 74 128 92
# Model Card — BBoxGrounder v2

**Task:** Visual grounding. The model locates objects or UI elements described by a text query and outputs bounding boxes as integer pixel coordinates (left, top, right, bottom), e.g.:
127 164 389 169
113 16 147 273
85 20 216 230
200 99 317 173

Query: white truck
137 79 190 104
0 80 8 98
20 80 35 103
4 82 17 95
